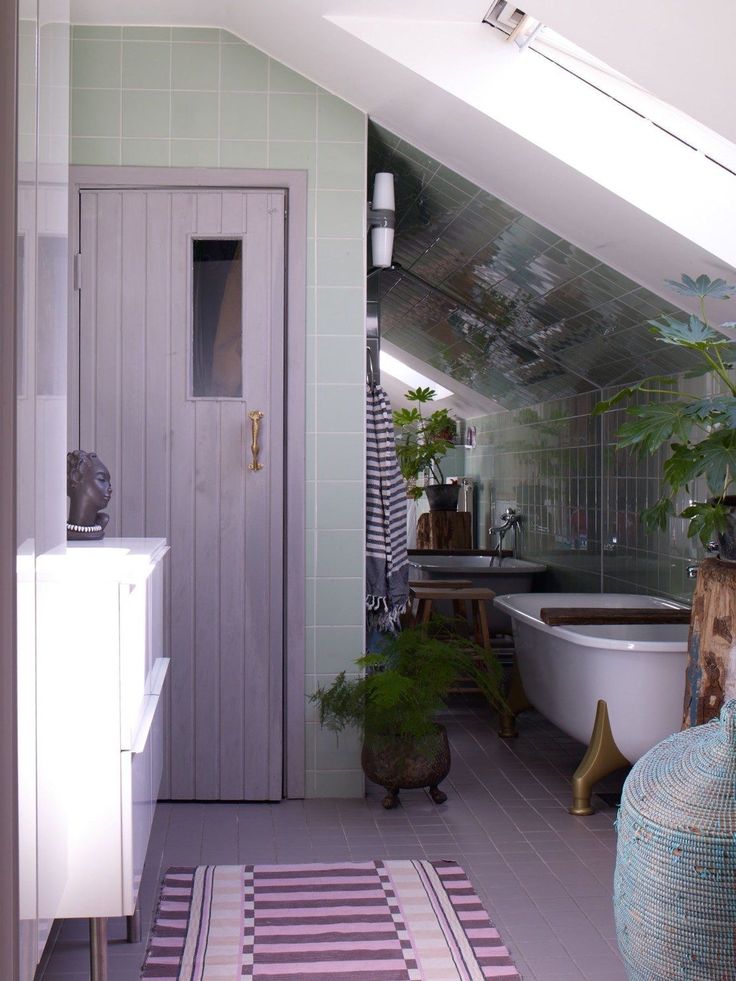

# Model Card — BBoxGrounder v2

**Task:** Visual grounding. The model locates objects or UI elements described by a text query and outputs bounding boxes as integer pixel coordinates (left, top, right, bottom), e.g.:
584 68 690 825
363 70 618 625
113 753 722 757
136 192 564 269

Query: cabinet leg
89 917 108 981
126 906 141 944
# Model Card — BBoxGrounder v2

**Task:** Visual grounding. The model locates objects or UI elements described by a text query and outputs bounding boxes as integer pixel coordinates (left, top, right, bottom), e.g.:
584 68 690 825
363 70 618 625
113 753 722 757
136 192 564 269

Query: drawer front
121 668 167 912
129 732 154 909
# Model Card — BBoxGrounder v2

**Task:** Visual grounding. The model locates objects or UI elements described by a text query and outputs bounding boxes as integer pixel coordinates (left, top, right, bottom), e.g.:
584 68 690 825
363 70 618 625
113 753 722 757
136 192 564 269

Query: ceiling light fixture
379 350 453 399
368 172 395 268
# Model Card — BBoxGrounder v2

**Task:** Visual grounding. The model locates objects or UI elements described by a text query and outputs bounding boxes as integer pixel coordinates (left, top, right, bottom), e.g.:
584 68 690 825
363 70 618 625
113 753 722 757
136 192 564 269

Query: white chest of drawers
35 538 169 941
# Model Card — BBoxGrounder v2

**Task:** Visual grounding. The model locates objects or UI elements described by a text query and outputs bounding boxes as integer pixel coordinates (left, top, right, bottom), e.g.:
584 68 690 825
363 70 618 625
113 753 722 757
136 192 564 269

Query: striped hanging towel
366 383 409 632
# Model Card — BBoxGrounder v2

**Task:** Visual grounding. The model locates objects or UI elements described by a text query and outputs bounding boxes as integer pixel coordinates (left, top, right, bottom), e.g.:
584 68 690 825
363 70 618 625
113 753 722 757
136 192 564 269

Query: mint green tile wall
71 26 366 797
464 379 706 603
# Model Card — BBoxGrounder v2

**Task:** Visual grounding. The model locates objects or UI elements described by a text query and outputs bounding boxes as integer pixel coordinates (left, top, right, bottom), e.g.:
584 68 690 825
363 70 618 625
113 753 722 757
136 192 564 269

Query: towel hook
366 345 377 388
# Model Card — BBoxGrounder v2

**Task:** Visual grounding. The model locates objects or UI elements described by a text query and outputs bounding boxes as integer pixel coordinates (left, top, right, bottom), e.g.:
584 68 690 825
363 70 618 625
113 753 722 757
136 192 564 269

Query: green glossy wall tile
267 140 316 178
171 91 218 139
72 39 121 88
72 89 120 137
315 384 364 432
316 287 365 336
221 41 268 91
269 59 316 93
171 41 219 90
122 26 171 41
122 90 169 139
312 626 365 673
316 239 363 287
309 770 364 798
71 136 120 164
170 139 219 166
220 91 267 140
315 189 364 238
370 122 698 411
122 40 171 89
316 530 364 577
315 481 364 529
317 142 365 189
269 93 317 141
171 27 221 42
315 335 365 384
315 433 365 480
317 90 364 142
121 138 169 165
72 25 121 39
316 577 364 626
219 140 268 168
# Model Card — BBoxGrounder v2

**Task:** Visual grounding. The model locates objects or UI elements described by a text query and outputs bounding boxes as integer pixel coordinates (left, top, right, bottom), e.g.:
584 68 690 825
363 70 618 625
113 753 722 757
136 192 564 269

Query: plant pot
425 484 459 511
361 724 451 809
711 496 736 561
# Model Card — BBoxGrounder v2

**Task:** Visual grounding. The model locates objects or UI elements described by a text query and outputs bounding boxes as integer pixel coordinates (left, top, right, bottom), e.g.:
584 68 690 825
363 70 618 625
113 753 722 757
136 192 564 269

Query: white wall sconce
368 172 395 268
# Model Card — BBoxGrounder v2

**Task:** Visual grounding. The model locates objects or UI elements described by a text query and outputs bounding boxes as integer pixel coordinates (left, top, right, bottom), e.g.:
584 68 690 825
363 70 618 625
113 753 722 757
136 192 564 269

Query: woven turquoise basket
614 699 736 980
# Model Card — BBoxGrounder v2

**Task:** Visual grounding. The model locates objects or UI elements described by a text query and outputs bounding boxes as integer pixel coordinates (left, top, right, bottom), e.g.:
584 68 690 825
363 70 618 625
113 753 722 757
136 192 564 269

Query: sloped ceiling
72 0 736 300
369 124 704 409
72 0 736 410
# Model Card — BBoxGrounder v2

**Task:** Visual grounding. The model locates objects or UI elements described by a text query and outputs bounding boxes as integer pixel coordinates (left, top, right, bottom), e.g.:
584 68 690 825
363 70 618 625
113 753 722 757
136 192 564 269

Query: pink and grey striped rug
141 860 520 979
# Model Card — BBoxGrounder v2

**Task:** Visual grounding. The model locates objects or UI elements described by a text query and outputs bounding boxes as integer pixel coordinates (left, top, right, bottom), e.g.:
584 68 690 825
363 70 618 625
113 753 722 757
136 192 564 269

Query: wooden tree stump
682 558 736 730
416 511 471 550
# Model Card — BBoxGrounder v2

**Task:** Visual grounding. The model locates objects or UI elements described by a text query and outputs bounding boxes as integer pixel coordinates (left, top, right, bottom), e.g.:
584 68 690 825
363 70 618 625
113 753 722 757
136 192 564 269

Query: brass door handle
248 410 264 471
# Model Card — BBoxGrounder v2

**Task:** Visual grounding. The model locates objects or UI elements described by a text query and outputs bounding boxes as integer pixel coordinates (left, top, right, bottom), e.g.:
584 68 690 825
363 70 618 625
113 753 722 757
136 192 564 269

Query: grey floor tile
39 704 625 981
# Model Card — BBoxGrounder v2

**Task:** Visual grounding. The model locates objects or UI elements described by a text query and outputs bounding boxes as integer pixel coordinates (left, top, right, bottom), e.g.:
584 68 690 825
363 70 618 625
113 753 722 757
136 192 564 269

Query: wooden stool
410 586 495 651
404 580 472 627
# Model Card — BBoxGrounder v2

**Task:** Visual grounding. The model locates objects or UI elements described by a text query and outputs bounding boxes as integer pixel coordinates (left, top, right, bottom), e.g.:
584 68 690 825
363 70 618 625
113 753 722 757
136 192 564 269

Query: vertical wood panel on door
78 187 286 800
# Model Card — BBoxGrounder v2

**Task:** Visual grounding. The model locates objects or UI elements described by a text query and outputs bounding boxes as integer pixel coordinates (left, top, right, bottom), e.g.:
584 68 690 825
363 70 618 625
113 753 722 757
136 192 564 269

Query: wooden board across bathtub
540 607 691 626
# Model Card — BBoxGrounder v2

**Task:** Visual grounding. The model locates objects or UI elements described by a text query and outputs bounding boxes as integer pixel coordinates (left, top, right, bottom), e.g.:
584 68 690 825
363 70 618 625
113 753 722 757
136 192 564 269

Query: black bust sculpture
66 450 112 541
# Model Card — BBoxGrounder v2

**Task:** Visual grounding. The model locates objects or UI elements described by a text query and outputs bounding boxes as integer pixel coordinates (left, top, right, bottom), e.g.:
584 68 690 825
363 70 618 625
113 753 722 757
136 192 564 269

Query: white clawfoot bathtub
493 592 689 767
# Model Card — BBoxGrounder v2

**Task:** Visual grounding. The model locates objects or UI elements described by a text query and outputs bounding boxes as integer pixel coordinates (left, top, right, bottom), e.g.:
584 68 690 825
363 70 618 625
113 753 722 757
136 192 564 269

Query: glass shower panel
192 238 243 398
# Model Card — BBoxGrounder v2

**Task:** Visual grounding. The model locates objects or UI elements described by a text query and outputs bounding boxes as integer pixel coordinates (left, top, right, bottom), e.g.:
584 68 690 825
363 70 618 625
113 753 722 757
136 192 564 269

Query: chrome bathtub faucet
489 507 521 565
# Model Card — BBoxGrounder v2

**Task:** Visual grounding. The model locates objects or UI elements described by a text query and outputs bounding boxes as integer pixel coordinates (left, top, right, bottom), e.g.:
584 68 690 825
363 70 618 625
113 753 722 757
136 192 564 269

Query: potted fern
595 274 736 558
392 386 459 509
311 620 505 808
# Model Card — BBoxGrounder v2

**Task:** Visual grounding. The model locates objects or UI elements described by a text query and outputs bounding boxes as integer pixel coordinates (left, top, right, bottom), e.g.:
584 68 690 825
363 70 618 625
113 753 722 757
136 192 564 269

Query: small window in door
192 238 243 398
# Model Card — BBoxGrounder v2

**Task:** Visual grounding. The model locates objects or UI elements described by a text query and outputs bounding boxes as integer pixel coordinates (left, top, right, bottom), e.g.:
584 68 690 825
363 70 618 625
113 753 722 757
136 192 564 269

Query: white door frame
69 165 307 799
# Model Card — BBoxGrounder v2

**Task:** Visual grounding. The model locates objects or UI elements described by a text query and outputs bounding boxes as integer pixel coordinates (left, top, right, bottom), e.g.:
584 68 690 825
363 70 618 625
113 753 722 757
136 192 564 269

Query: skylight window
379 351 453 400
484 4 736 175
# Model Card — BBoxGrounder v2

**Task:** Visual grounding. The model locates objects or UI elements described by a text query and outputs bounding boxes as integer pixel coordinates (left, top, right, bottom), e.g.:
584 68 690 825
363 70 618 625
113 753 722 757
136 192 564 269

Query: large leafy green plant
393 386 456 500
595 274 736 546
311 620 505 753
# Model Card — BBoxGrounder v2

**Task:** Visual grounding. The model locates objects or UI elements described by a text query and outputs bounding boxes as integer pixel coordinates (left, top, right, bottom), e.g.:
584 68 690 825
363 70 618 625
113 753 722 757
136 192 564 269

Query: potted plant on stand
393 386 459 510
595 274 736 555
311 620 505 808
596 274 736 730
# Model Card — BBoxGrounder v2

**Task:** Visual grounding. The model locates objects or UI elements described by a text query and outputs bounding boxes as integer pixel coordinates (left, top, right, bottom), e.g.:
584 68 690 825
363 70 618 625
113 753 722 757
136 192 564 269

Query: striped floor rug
141 860 520 980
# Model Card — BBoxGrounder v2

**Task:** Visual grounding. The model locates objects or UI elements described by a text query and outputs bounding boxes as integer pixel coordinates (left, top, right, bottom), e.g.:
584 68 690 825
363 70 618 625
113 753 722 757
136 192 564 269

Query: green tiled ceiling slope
369 122 697 408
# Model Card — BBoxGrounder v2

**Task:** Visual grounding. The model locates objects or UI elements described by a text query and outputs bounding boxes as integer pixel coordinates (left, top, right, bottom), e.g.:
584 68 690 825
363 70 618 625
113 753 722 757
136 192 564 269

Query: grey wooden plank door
78 188 285 800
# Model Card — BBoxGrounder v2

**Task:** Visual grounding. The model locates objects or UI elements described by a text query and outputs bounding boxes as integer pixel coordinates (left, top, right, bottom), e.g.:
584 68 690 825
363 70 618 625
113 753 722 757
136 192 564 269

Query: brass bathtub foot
569 699 630 816
498 661 532 739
